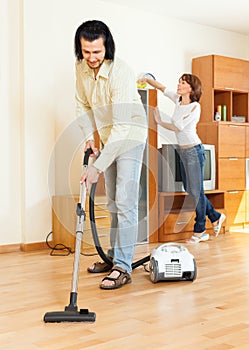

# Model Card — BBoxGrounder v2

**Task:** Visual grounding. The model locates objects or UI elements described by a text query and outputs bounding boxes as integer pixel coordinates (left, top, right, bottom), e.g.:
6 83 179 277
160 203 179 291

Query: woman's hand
154 107 179 132
137 78 147 85
137 78 166 92
154 107 162 125
137 78 147 88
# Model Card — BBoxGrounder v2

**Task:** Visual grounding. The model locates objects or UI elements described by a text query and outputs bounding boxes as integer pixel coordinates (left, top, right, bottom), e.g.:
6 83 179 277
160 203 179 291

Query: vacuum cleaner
149 242 197 283
44 149 96 323
44 149 150 323
44 150 197 322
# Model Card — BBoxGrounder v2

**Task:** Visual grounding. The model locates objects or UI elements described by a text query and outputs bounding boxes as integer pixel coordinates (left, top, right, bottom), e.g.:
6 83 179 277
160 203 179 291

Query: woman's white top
163 88 202 146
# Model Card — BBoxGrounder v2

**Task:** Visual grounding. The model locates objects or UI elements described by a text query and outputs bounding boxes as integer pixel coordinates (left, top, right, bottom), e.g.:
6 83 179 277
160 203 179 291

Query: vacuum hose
89 182 150 270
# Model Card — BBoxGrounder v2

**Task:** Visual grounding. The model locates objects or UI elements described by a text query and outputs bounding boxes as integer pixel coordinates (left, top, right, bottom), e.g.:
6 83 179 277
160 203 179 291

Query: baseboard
20 241 49 252
0 241 49 254
0 244 21 254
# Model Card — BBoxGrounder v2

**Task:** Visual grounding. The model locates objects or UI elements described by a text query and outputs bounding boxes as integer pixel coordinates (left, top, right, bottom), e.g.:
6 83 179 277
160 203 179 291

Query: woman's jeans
179 144 221 233
104 143 145 274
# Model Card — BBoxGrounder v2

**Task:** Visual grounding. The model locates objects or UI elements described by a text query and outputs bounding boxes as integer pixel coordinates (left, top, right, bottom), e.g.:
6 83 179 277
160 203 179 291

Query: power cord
45 231 98 257
45 231 151 277
143 263 150 273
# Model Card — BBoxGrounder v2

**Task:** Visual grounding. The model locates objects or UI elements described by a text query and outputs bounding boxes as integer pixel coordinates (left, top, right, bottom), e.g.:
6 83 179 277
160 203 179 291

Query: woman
138 74 226 243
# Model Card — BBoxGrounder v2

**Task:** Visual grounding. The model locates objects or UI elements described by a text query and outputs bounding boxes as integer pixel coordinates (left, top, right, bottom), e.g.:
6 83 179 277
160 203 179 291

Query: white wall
0 0 22 245
1 0 248 246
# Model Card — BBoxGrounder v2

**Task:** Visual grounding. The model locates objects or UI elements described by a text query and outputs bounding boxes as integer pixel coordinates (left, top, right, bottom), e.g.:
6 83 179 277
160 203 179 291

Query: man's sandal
100 266 132 290
87 258 113 273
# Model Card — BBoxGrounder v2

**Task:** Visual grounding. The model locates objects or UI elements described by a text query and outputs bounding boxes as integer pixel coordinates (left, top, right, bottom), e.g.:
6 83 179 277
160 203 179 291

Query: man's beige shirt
75 57 147 172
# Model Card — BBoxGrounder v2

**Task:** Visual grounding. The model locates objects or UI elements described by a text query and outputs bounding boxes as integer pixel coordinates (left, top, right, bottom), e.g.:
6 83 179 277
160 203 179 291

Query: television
158 144 216 192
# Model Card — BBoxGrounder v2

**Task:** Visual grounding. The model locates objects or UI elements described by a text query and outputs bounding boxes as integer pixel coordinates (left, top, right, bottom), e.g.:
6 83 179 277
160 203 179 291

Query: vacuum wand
43 148 96 323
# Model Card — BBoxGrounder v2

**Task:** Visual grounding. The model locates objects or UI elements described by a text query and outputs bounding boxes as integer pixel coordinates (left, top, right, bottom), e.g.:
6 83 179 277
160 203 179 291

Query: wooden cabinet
212 55 249 91
218 158 245 191
158 190 226 242
52 193 110 253
217 124 246 220
192 55 249 123
247 191 249 222
246 126 249 158
218 124 245 158
192 54 249 229
224 191 246 227
138 89 158 242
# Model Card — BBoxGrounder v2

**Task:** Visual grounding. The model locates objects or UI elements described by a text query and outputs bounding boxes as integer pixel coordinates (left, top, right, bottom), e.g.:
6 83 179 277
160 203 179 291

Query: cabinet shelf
158 190 225 242
192 54 249 230
214 89 248 123
192 55 249 124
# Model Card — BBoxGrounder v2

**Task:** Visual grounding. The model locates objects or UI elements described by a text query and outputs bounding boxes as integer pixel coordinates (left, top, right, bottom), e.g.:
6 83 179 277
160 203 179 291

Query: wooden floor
1 230 249 350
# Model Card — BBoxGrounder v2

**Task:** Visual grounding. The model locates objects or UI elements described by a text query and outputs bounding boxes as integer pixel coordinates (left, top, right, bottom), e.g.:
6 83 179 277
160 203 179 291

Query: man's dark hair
74 20 115 61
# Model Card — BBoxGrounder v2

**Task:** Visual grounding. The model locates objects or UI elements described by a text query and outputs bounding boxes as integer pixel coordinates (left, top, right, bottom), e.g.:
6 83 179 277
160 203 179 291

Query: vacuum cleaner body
149 243 197 283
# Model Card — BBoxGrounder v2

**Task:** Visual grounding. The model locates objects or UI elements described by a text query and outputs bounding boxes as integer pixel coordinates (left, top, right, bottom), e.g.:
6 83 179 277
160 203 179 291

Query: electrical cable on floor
45 231 150 272
143 263 150 273
45 231 98 257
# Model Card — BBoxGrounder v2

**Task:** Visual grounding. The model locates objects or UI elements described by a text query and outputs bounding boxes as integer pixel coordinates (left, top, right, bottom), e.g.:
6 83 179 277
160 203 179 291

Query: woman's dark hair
179 73 202 102
74 20 115 61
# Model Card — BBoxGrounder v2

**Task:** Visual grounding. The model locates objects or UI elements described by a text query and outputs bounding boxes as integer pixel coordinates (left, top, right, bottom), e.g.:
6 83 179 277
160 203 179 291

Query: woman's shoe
186 233 210 244
213 213 226 237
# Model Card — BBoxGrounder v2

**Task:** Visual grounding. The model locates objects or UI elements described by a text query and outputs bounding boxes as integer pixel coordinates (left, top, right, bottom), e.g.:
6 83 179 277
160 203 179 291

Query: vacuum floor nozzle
43 309 96 323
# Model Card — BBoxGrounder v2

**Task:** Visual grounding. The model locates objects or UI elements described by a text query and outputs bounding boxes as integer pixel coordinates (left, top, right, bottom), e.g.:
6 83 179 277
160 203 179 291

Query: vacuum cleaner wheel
189 259 197 281
149 257 159 283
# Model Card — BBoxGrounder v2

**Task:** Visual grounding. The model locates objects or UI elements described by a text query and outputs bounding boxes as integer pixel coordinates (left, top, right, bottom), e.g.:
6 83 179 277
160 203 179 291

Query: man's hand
80 166 99 191
85 140 99 158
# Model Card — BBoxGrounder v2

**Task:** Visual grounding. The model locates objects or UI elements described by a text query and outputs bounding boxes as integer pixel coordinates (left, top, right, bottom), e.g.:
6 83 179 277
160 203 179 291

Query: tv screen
159 144 216 192
204 150 211 180
175 149 212 182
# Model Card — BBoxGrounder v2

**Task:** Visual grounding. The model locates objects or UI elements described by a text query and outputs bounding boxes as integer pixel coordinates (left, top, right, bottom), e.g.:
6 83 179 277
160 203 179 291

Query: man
74 20 147 289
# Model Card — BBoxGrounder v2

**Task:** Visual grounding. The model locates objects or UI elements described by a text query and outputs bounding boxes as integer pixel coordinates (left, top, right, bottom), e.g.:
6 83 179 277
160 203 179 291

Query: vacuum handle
83 148 93 166
159 242 185 251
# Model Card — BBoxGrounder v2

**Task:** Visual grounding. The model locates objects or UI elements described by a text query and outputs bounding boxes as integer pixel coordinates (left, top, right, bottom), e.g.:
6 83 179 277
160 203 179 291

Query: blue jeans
104 143 145 274
179 144 221 233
